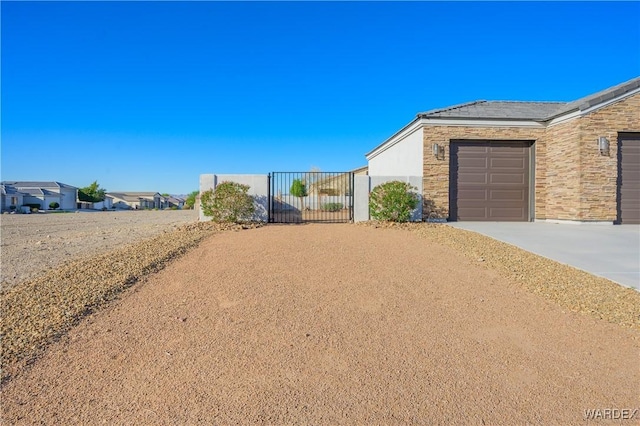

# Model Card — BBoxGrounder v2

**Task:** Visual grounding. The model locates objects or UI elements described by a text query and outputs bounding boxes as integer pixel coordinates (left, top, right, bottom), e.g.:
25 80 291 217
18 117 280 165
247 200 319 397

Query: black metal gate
269 172 354 223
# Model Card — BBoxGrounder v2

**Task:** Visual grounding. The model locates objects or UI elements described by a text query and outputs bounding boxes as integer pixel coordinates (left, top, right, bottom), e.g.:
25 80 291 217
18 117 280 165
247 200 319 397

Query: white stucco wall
59 187 78 210
367 126 423 177
199 174 269 222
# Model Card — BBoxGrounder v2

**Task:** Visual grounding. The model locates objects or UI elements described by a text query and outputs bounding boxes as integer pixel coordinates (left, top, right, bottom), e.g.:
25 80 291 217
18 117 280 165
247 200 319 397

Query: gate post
267 173 271 223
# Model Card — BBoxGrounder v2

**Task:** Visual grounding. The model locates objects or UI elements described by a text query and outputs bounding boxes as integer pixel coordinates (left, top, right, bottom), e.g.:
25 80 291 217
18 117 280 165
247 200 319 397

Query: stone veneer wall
422 92 640 222
544 119 582 220
574 93 640 221
422 126 546 219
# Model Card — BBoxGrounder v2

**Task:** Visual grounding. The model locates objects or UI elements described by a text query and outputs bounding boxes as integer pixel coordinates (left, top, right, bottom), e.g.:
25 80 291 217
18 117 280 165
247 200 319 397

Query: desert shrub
49 202 60 210
369 181 419 223
322 202 343 212
201 181 256 223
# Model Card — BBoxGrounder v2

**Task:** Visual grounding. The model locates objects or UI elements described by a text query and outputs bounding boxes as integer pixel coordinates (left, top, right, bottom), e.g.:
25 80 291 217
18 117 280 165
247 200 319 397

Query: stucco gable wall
422 125 546 219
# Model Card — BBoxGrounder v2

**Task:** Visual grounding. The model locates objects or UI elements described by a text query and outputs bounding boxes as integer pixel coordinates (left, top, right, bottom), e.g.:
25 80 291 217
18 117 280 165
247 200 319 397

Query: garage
449 141 532 221
617 133 640 224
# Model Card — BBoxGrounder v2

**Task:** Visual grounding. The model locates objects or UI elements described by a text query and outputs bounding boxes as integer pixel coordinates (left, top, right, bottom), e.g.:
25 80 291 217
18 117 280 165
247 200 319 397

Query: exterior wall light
598 136 610 156
432 143 444 160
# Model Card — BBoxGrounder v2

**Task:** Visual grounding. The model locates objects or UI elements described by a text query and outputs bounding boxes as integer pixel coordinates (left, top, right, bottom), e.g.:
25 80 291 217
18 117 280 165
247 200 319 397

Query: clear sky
2 1 639 194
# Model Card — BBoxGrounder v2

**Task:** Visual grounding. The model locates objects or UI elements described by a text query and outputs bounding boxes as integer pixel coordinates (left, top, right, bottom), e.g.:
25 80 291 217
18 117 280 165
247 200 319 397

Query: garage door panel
490 173 526 184
618 134 640 224
457 207 489 218
489 207 527 220
458 173 488 184
457 189 488 200
621 170 640 182
490 189 526 201
490 158 526 169
461 145 490 153
490 146 528 154
459 157 489 168
451 141 531 221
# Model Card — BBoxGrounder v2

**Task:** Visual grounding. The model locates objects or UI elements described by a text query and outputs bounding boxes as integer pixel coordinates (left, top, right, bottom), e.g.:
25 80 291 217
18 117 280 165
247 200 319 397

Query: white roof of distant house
18 188 64 197
2 181 78 190
0 184 30 196
107 192 161 202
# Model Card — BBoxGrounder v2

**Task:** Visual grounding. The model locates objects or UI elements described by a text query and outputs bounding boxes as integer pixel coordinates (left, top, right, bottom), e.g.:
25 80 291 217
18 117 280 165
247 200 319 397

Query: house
1 181 79 211
165 196 185 209
365 77 640 224
107 192 162 210
307 166 368 197
77 195 114 210
0 184 28 212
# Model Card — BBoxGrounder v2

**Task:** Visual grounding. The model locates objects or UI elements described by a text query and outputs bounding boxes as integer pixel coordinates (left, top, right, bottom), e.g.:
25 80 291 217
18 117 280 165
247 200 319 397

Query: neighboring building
107 192 162 209
0 184 28 212
166 196 185 209
1 181 78 210
77 195 114 210
366 77 640 224
352 166 369 176
307 167 368 197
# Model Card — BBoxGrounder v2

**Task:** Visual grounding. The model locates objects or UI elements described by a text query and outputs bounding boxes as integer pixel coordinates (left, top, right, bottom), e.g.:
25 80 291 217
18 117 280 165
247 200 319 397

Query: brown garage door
450 141 532 221
618 133 640 224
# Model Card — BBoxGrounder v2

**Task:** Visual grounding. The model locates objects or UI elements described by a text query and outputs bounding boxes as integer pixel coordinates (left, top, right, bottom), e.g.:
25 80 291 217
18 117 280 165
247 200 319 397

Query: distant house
107 192 162 210
352 165 369 176
77 195 114 210
308 167 367 196
0 184 28 212
166 196 185 209
1 181 78 210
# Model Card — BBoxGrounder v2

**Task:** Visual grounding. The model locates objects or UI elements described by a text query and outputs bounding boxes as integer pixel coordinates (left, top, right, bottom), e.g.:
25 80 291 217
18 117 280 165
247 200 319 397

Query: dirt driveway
2 224 638 424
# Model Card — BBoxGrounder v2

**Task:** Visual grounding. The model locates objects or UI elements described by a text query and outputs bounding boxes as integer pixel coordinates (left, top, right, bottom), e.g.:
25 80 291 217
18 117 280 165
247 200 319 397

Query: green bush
369 181 419 223
49 202 60 210
201 181 256 223
322 202 343 212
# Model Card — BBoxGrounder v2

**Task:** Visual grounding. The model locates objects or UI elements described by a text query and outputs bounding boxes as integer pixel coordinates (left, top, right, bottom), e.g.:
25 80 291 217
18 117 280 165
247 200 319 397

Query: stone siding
422 126 546 219
574 93 640 221
422 92 640 222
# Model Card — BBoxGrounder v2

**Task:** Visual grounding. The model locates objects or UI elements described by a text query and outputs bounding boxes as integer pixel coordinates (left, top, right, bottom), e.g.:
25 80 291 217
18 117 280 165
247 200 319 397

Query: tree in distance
78 181 106 203
290 178 308 211
185 190 199 210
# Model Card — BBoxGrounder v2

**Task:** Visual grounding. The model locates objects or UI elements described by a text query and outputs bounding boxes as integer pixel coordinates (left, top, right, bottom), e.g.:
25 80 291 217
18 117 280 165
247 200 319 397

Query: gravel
1 209 198 291
358 221 640 330
1 221 638 424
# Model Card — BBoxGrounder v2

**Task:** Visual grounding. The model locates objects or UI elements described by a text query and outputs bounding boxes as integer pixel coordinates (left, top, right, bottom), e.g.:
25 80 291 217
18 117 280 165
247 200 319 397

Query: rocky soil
1 209 198 290
1 222 639 424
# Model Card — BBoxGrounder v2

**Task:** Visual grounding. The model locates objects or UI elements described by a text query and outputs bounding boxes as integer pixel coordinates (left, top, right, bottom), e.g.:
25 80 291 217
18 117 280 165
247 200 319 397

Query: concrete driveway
446 222 640 290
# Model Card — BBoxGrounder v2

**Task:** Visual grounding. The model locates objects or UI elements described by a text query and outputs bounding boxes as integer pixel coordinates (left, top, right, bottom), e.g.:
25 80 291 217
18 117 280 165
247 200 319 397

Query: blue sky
2 1 639 194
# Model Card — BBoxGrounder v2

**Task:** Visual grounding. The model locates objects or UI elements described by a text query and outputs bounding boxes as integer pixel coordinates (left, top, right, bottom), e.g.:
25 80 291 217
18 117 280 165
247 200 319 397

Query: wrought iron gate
269 172 354 223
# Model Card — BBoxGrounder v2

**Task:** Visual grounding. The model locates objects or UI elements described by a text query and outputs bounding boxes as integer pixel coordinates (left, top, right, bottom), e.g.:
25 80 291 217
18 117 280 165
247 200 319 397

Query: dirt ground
0 209 197 290
1 224 638 424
